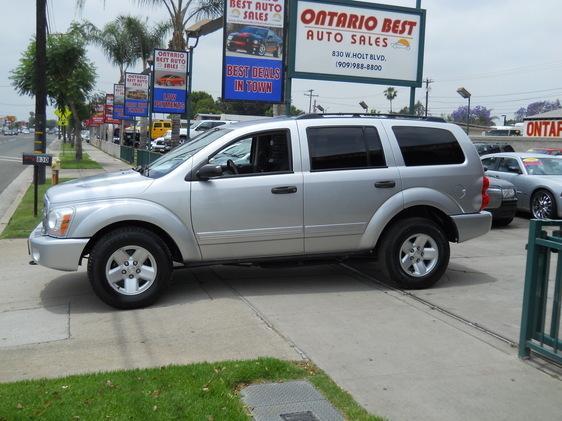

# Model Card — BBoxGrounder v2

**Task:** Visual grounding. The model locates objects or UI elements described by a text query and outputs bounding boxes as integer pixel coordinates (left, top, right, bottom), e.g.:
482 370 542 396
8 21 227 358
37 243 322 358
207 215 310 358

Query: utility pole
35 0 47 186
313 99 317 113
424 78 434 117
304 89 318 113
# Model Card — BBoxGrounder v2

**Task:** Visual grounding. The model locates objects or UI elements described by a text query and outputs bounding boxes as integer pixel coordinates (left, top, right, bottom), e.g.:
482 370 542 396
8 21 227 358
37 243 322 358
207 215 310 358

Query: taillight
481 176 490 210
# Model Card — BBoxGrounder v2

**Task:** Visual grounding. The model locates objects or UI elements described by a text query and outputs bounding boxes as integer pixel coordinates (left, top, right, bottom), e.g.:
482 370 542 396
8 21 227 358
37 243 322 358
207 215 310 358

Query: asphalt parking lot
1 215 562 420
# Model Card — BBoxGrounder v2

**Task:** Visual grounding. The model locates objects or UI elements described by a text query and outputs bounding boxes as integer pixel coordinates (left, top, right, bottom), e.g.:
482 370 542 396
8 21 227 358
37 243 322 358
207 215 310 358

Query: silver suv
30 115 492 309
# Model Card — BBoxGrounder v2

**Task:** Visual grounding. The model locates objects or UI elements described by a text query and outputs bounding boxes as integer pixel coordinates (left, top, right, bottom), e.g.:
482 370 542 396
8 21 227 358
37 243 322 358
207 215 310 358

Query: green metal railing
120 145 135 164
519 219 562 365
136 149 162 167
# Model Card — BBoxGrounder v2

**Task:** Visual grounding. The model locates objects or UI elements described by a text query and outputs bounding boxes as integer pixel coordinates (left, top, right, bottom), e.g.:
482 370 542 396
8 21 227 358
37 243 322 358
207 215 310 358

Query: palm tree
78 0 223 147
120 16 170 148
383 87 398 113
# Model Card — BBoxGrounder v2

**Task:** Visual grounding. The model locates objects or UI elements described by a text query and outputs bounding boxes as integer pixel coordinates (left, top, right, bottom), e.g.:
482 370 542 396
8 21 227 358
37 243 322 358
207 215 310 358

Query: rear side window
393 127 465 166
154 123 162 128
307 126 386 171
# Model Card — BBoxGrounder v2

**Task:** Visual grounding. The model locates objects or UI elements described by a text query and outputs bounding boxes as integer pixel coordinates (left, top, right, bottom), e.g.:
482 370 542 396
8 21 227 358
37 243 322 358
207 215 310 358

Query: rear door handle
271 186 297 194
374 180 396 189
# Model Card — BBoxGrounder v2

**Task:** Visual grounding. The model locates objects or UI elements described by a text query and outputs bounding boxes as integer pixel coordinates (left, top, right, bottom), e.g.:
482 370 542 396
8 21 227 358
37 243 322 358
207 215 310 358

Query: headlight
45 207 74 237
227 35 233 40
502 188 516 199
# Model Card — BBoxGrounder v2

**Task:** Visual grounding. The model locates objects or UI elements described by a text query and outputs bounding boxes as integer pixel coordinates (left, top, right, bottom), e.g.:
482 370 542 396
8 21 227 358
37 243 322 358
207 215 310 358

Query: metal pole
148 63 153 146
35 0 47 185
424 79 429 117
467 96 471 135
409 0 422 114
186 46 194 140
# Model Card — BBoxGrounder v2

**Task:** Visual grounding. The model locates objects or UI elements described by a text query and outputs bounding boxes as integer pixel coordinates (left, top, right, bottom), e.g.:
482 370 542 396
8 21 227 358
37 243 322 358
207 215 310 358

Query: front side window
393 126 465 166
498 158 521 173
306 126 386 171
481 156 500 171
208 130 291 176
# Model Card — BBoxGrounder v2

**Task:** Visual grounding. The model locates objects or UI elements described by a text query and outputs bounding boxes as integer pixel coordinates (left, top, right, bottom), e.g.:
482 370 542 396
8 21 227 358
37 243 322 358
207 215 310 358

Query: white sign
293 1 423 84
227 0 285 28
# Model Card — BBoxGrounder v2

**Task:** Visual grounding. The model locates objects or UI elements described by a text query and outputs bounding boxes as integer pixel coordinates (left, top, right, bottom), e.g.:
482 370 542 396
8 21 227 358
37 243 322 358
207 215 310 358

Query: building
524 109 562 138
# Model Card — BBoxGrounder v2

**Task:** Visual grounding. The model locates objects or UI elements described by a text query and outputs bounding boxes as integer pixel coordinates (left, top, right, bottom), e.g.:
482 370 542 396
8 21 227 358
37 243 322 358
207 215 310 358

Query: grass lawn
0 358 381 420
0 179 72 239
60 142 102 169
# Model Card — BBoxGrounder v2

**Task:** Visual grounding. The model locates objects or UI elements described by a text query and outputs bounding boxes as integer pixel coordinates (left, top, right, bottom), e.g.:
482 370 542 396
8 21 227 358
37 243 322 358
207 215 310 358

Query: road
0 133 53 194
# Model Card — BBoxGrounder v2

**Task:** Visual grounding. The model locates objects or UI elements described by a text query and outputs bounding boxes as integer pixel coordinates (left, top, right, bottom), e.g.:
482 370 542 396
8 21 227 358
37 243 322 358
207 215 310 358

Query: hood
46 170 153 205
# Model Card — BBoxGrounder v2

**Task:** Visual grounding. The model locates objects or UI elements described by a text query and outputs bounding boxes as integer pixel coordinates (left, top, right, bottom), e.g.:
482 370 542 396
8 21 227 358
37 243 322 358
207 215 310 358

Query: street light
456 87 471 134
359 101 369 112
501 114 507 126
316 104 325 113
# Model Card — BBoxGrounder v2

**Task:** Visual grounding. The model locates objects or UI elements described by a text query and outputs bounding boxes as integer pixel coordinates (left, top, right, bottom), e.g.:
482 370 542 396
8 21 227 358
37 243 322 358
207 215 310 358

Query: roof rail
295 113 446 123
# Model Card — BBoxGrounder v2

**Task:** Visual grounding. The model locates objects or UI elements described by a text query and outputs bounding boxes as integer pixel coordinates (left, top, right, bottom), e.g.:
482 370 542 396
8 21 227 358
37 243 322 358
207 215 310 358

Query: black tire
531 189 557 219
379 217 449 289
258 43 266 56
273 46 280 58
493 217 514 227
87 227 172 309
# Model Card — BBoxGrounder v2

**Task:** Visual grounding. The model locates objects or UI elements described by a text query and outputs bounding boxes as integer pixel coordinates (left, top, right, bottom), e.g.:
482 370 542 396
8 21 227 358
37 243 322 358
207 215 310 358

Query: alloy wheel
399 234 439 277
104 245 157 295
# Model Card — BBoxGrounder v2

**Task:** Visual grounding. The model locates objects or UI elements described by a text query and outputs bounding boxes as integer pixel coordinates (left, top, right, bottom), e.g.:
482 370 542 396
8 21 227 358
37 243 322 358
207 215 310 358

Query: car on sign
156 75 185 87
227 26 283 57
481 152 562 219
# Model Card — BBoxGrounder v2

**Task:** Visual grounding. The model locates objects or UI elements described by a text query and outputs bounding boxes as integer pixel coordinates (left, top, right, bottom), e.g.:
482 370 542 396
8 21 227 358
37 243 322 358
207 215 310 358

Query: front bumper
28 223 89 271
451 211 492 242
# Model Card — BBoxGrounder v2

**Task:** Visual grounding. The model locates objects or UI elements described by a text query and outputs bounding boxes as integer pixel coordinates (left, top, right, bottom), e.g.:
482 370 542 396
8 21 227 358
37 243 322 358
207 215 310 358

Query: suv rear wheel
87 227 172 309
379 217 449 289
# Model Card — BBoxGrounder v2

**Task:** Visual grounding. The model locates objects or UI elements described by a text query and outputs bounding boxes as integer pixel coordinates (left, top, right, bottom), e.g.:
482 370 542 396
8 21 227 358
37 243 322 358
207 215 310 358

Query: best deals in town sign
290 0 425 87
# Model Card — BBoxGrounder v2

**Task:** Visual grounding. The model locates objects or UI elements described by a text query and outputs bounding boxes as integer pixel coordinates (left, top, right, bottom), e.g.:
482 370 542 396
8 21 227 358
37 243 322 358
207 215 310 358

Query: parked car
481 152 562 219
226 26 283 57
30 115 491 309
527 148 562 156
473 141 515 156
485 177 518 226
150 138 170 153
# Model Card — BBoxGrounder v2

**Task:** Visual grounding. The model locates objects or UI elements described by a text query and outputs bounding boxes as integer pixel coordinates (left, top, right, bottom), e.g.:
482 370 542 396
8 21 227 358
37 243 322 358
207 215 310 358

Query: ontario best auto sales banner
222 0 286 103
124 72 149 117
291 0 425 86
113 84 131 120
152 49 189 114
104 94 120 124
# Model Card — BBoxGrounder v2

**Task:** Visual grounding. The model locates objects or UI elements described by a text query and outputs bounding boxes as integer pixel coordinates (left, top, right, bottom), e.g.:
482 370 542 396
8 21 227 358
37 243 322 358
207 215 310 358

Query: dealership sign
525 120 562 137
222 0 286 103
124 72 149 117
104 94 120 124
290 0 425 87
91 104 105 126
113 84 131 120
152 49 189 114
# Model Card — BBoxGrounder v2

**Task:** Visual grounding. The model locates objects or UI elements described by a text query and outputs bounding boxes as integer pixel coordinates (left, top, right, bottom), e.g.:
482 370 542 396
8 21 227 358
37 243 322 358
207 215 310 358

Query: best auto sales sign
222 0 286 103
152 49 189 114
290 0 425 87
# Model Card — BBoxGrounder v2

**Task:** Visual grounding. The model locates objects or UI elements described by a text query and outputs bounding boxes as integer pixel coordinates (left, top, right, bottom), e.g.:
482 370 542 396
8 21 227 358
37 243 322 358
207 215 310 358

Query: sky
1 0 562 122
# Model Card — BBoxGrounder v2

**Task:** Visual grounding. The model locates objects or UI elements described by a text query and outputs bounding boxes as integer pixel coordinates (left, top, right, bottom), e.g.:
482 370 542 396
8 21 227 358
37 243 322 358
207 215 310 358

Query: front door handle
374 180 396 189
271 186 297 194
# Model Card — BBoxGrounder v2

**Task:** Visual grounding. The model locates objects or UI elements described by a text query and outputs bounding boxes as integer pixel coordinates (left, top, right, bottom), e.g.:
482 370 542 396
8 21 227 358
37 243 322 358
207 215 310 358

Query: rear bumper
28 224 89 271
451 212 492 242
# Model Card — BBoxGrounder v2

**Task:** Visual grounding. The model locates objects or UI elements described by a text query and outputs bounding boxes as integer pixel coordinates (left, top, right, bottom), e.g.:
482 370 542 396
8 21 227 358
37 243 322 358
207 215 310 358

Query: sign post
22 153 52 216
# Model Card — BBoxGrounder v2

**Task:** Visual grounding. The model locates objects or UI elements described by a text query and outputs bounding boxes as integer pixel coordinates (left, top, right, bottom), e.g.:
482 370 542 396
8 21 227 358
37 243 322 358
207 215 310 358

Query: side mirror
197 164 222 180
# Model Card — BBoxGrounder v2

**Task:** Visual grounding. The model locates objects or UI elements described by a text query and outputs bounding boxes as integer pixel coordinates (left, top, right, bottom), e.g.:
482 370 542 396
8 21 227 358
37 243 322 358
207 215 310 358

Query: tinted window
393 127 465 166
481 157 500 170
307 126 386 171
498 158 520 173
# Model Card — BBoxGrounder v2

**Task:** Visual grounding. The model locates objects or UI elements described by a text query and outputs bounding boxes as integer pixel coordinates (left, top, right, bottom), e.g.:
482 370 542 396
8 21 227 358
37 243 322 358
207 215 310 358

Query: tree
450 105 494 126
383 87 397 113
514 100 560 121
11 31 97 160
120 16 170 149
398 101 425 116
182 91 221 119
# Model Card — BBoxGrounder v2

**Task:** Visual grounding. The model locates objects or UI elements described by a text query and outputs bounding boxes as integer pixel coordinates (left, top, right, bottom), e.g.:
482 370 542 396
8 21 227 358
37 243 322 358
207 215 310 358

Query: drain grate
280 411 319 421
241 381 343 421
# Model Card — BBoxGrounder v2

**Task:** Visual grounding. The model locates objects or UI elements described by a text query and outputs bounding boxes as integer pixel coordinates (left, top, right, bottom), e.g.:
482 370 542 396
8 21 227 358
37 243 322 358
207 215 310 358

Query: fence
519 220 562 365
120 145 135 164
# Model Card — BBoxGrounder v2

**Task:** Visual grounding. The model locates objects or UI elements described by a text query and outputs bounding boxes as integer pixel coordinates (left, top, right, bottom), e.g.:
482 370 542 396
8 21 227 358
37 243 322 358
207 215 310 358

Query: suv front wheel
379 217 449 289
87 227 172 309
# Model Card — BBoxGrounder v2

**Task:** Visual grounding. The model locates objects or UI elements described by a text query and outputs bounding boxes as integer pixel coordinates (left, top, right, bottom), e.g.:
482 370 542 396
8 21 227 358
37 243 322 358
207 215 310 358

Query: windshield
240 27 267 37
522 157 562 175
144 128 232 179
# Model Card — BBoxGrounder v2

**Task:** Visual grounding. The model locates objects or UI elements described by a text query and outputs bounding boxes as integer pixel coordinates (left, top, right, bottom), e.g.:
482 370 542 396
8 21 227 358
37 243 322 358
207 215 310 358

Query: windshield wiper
133 165 149 176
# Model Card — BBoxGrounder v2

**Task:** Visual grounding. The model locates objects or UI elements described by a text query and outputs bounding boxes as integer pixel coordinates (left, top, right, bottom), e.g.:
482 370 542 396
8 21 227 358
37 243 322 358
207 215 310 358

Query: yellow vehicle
150 120 172 140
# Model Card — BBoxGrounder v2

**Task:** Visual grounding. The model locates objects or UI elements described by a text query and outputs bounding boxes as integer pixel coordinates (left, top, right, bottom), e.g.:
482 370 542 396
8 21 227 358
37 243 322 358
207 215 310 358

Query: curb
0 166 34 236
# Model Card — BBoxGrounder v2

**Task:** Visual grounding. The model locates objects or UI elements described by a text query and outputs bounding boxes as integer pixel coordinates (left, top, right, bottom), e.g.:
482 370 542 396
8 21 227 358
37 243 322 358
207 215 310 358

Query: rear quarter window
393 126 465 166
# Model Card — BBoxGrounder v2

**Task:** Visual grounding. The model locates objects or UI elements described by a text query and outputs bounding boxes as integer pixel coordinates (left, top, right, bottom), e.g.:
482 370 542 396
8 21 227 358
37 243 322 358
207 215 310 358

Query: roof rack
295 113 446 123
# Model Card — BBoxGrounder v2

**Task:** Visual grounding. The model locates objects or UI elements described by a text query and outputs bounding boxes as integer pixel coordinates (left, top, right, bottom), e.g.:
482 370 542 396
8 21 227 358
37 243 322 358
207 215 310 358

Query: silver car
30 116 492 309
482 152 562 219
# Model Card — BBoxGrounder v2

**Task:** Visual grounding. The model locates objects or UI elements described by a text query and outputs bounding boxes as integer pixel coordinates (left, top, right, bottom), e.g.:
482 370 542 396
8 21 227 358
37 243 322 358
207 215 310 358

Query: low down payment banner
124 72 149 117
222 0 286 103
152 49 189 114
